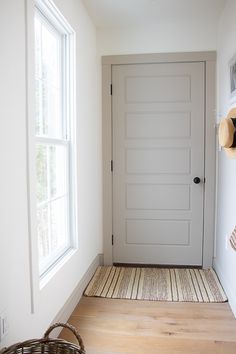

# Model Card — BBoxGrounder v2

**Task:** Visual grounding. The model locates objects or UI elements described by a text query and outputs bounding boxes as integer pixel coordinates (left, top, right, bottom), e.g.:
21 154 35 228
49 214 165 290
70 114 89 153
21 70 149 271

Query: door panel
126 219 190 245
112 62 205 265
126 75 191 102
126 184 190 210
126 148 190 174
126 112 191 139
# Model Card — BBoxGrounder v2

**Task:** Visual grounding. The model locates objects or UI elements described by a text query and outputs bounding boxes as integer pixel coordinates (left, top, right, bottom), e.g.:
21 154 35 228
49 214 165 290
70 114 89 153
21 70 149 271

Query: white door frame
102 51 216 268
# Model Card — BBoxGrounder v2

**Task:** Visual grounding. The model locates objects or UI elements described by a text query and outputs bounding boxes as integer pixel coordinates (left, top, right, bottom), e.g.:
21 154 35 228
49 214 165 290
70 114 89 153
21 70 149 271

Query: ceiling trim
102 51 216 65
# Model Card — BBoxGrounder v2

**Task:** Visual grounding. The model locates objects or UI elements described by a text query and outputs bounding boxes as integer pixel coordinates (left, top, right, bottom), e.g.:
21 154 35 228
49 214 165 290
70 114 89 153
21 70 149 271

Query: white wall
0 0 102 346
98 19 218 56
214 0 236 317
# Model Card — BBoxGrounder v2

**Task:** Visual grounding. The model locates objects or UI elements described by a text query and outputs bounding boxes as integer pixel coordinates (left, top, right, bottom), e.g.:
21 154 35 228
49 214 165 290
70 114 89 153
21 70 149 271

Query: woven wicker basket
0 323 85 354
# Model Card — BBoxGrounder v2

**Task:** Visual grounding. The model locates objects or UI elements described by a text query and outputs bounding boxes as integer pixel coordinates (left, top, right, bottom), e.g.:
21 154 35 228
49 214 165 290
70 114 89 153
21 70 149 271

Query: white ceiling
82 0 227 29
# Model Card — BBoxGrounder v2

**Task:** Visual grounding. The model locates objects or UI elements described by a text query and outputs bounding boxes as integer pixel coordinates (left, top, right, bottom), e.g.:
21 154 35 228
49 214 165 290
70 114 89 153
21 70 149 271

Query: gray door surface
112 62 205 265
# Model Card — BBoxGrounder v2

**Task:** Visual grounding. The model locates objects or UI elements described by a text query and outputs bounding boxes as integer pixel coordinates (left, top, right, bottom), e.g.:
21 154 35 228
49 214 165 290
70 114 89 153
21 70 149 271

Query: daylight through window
34 1 76 276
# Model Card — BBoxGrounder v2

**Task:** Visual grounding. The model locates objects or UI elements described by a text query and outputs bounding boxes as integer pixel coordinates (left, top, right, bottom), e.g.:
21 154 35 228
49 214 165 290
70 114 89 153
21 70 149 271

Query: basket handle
44 322 85 352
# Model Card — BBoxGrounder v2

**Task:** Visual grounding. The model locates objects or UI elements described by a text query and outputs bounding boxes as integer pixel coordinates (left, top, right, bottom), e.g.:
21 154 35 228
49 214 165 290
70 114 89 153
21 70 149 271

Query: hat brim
221 107 236 158
224 147 236 158
227 107 236 120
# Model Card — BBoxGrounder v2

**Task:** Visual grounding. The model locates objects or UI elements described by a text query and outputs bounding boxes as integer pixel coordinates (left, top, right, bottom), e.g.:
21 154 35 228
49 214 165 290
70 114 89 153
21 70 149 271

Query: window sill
39 247 77 290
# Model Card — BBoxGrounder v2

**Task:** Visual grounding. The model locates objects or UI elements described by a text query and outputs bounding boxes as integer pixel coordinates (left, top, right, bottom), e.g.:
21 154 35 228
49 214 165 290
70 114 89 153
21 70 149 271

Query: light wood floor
60 296 236 354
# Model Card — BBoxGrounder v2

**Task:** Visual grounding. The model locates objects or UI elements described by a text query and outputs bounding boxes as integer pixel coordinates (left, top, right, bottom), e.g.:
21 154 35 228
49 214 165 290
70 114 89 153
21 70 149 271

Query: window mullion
36 136 69 145
38 193 68 209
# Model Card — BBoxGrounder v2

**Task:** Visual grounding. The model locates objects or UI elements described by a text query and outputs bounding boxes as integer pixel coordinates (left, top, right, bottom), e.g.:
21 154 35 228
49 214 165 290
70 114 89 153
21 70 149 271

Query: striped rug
230 225 236 251
84 266 227 303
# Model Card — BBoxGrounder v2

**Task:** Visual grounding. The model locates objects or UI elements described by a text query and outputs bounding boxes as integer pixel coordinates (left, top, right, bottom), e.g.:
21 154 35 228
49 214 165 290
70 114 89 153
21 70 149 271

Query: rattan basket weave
0 323 85 354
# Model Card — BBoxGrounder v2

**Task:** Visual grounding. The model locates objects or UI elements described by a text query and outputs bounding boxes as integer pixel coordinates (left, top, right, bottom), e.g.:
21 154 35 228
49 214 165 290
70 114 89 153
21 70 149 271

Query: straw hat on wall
219 107 236 158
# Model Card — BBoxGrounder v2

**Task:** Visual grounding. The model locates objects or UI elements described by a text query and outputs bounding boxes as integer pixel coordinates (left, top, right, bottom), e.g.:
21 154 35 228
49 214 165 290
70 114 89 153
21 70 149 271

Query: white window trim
25 0 77 306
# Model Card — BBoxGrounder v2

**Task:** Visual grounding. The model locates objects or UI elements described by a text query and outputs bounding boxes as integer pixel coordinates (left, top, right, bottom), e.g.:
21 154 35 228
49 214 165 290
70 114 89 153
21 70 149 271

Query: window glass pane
37 204 49 259
50 197 69 251
36 144 67 204
37 196 69 273
34 15 63 139
36 144 48 203
41 24 61 86
49 145 67 198
36 143 69 273
35 79 43 135
41 81 62 138
35 16 42 80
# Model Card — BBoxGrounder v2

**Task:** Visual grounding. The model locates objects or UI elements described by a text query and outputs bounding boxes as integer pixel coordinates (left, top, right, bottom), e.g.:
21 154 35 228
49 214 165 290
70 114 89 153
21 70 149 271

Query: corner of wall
213 259 236 317
52 253 103 337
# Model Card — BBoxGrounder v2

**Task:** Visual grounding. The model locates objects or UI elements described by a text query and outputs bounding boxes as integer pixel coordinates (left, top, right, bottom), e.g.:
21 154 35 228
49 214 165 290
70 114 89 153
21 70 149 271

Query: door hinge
110 84 113 95
112 235 114 245
111 160 113 172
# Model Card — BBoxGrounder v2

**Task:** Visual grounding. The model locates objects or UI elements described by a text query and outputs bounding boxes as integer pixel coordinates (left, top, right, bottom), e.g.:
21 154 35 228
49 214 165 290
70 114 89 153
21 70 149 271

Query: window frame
34 0 77 278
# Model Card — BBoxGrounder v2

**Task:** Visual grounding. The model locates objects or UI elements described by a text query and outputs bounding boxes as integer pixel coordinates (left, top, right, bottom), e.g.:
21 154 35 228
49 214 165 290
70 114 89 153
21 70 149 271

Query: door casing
102 51 216 268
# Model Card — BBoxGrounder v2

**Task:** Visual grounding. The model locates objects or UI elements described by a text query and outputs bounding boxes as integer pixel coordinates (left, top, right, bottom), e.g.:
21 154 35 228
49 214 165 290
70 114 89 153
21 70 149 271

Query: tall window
34 0 76 276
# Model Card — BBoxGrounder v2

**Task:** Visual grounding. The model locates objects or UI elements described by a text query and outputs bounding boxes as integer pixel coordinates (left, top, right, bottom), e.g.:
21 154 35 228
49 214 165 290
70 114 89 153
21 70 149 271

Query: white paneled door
112 62 205 265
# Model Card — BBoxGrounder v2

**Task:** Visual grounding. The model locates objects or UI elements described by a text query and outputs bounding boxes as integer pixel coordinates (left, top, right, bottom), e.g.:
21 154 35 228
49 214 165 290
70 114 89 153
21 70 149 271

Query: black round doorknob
193 177 201 184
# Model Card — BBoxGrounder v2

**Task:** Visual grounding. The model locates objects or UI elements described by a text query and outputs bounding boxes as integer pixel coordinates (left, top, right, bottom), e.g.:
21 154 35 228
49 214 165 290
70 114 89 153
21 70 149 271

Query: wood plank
59 296 236 354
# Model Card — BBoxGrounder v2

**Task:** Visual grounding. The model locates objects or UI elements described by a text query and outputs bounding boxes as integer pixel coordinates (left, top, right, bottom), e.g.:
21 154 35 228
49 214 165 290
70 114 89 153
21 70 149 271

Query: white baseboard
213 259 236 318
51 253 103 337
